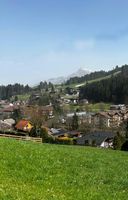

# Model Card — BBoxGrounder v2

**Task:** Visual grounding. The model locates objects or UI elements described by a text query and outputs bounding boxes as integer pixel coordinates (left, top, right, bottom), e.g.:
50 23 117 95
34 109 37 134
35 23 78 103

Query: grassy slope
0 139 128 200
65 71 121 89
67 103 111 112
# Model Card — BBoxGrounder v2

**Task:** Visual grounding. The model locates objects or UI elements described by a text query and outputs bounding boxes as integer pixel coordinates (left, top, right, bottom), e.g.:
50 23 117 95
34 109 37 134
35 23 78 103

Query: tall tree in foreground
71 113 79 130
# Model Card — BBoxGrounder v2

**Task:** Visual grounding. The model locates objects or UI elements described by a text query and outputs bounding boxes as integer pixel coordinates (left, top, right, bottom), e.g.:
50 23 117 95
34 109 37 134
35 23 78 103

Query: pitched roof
108 111 122 116
15 120 31 130
4 118 15 126
77 131 116 146
94 112 109 118
51 128 68 136
2 106 14 112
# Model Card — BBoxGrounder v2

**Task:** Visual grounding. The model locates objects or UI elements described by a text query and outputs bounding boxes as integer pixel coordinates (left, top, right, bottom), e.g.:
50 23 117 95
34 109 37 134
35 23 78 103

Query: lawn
17 94 30 101
64 103 110 113
0 138 128 200
87 103 111 112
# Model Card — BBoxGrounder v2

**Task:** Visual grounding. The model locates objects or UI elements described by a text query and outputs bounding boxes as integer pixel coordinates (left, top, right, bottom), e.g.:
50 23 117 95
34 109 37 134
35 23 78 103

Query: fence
0 133 42 143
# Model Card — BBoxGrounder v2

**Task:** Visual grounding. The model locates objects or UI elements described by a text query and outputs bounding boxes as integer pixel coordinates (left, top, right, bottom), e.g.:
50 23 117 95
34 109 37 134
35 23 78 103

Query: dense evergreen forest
79 65 128 104
66 66 121 85
0 81 54 100
0 84 31 100
37 81 54 91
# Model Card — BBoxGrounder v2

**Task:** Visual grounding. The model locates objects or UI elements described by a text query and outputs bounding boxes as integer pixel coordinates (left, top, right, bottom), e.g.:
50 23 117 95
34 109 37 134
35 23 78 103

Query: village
0 88 128 149
1 1 128 198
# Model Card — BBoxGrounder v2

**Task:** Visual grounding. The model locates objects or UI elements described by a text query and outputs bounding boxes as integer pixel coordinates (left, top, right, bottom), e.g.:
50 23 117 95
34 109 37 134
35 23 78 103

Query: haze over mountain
47 68 91 84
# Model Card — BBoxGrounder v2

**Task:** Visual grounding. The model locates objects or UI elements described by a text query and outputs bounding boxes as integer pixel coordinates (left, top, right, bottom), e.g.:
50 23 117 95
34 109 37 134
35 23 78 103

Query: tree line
0 81 55 100
0 84 31 100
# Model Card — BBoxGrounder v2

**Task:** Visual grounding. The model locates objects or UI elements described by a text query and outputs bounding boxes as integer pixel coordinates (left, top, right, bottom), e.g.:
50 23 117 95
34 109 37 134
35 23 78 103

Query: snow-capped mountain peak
47 67 91 84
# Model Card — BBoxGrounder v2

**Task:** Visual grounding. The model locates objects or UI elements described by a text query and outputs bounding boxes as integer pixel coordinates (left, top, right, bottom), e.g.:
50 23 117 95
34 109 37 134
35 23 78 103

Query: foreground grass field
0 139 128 200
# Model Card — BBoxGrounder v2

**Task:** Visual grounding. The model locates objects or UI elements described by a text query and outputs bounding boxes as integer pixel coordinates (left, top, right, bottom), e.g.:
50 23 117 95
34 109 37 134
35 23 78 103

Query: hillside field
64 71 121 89
0 139 128 200
67 103 111 112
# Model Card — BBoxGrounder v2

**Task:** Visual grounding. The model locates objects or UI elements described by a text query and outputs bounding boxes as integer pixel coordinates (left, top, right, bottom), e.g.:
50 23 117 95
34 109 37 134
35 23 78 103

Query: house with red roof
15 120 33 132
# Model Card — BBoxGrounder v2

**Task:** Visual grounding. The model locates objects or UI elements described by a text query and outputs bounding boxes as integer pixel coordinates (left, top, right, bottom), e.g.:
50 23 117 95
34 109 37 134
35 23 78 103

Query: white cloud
74 39 95 50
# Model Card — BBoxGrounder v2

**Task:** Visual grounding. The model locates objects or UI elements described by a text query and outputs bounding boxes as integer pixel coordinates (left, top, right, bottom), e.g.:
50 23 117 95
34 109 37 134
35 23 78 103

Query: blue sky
0 0 128 85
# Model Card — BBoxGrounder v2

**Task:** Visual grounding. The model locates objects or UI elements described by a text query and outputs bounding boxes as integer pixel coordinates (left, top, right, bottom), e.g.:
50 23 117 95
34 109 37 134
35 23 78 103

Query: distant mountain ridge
47 68 91 84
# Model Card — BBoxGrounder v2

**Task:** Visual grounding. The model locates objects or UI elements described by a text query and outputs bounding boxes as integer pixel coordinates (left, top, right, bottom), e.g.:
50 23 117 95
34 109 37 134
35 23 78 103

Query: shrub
55 137 74 145
113 132 125 150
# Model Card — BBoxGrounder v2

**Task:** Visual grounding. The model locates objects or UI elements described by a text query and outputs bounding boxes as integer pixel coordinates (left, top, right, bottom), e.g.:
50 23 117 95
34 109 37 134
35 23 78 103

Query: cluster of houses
21 105 54 119
65 104 128 128
77 131 116 148
0 118 15 131
91 104 128 128
60 94 88 105
0 100 17 130
0 98 128 149
0 100 17 119
48 128 116 148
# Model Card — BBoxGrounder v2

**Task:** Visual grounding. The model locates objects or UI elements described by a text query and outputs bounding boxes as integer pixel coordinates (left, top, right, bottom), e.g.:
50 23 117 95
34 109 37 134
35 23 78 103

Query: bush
121 140 128 151
55 137 74 145
29 126 37 137
113 132 125 150
41 128 55 143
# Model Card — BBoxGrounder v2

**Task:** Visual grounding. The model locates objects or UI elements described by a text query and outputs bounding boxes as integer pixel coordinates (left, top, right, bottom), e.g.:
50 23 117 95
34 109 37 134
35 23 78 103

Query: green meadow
0 138 128 200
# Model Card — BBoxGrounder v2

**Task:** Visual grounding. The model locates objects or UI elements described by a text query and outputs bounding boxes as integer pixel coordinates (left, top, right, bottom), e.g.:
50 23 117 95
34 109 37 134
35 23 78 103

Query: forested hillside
66 65 121 85
79 65 128 104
